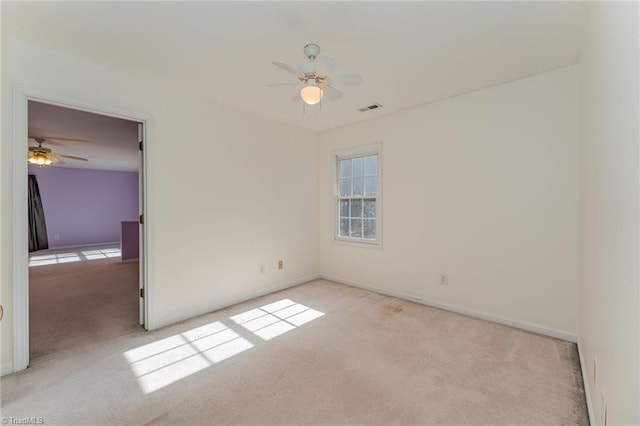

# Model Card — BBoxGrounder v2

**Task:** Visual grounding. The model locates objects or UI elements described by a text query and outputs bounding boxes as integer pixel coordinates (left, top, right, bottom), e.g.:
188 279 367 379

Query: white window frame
331 143 382 248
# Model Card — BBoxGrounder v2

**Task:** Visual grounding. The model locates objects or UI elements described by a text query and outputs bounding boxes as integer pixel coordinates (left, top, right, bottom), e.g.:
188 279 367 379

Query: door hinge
140 288 145 298
139 214 144 224
139 140 143 151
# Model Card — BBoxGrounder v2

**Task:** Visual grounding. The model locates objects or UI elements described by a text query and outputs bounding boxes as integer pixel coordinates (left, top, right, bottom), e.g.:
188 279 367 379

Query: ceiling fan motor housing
303 43 321 60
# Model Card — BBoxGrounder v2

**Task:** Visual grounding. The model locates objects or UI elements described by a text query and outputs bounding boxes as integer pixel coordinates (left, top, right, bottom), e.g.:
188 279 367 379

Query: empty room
1 2 638 425
26 100 143 361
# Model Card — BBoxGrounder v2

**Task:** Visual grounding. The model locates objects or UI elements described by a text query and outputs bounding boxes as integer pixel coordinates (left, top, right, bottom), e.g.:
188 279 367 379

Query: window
335 149 380 244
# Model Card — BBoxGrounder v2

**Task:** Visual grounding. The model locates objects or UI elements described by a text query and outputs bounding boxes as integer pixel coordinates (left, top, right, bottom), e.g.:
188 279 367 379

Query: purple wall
29 166 138 248
121 221 140 260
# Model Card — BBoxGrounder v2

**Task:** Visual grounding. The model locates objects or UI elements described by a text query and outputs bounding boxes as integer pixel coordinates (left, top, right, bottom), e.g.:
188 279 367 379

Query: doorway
13 92 149 370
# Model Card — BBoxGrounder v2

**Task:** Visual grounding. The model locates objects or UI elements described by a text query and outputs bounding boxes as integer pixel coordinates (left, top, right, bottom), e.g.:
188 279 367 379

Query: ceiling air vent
358 103 383 112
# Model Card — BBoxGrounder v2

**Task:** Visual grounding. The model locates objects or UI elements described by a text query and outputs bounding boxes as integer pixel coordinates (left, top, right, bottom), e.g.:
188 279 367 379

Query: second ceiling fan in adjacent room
28 136 89 167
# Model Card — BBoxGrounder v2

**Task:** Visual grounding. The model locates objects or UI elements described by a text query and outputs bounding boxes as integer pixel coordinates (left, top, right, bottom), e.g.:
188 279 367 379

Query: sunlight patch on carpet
82 248 122 260
124 299 323 394
231 299 324 341
29 248 121 266
124 321 253 394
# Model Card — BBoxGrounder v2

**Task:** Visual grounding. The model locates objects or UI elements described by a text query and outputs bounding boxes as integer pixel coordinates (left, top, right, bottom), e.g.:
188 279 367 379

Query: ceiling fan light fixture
28 153 53 167
300 85 323 105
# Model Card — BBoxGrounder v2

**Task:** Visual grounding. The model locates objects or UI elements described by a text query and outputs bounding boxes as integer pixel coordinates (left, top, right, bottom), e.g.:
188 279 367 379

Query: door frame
12 87 152 372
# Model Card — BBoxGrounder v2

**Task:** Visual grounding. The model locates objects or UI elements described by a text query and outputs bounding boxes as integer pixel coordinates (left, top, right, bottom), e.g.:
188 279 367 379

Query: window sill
331 237 383 250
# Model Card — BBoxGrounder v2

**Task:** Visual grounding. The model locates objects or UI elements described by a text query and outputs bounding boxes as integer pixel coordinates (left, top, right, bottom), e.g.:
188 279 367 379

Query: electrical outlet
593 357 598 387
54 234 60 240
259 264 265 274
440 274 448 285
278 260 283 270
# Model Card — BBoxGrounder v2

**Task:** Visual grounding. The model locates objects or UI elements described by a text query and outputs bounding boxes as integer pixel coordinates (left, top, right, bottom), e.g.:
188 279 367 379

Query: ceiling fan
267 43 362 109
28 136 89 167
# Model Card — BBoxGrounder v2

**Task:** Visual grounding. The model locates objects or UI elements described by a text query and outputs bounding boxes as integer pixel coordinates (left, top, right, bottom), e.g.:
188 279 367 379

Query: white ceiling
28 101 139 172
4 2 585 133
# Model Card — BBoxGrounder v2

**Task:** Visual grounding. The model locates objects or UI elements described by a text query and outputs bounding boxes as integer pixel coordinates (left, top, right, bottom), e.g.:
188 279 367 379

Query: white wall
318 66 580 339
579 2 640 425
1 37 319 373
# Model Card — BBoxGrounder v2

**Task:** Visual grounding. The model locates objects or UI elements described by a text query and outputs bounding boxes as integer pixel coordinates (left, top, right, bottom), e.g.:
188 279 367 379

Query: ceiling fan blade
324 85 344 101
272 62 303 78
314 53 339 77
331 74 362 87
265 82 299 87
53 153 89 162
29 135 92 143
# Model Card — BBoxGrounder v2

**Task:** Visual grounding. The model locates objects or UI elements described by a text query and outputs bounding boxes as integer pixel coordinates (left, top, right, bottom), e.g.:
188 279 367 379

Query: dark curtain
28 174 49 252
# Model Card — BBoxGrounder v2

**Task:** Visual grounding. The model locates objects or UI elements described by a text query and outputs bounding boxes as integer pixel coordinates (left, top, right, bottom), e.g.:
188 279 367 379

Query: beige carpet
28 248 142 360
2 279 588 425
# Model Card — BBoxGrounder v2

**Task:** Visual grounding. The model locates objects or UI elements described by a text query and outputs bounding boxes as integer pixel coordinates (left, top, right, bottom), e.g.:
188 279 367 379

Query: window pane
339 159 352 177
351 199 362 218
352 177 364 196
363 219 376 239
352 157 364 176
339 219 349 237
364 176 377 196
339 199 349 217
365 155 378 175
363 199 376 218
350 219 363 238
336 152 379 242
339 178 351 196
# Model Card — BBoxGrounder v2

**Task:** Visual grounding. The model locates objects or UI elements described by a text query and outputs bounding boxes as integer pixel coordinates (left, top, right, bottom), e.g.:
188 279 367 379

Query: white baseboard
320 274 577 343
150 274 321 331
1 362 14 377
577 338 594 425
